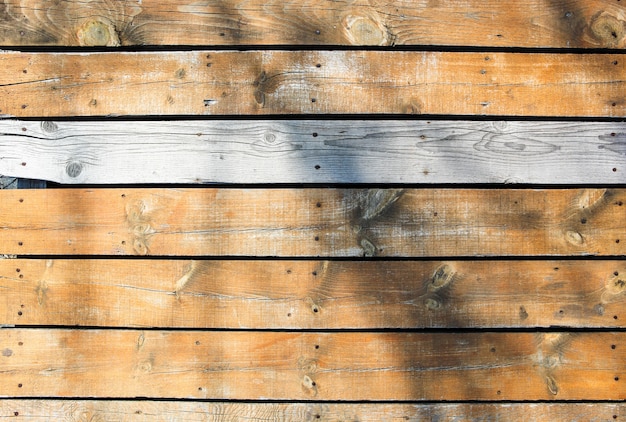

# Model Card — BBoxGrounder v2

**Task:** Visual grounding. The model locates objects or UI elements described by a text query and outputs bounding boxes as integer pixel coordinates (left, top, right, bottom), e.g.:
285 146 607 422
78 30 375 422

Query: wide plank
2 259 625 329
1 120 625 184
1 51 624 117
1 401 624 421
1 329 625 400
0 188 624 257
0 0 624 48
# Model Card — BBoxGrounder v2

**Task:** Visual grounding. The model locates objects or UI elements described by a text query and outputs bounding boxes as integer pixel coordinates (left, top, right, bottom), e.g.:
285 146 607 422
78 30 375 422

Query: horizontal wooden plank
1 329 625 400
1 51 624 117
1 188 624 257
1 0 624 48
2 259 625 329
1 401 624 422
1 120 625 184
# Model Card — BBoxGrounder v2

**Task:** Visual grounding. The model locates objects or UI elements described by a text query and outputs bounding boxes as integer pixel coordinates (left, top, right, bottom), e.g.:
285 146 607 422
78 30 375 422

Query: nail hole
616 272 620 276
14 412 19 416
615 315 619 320
316 202 321 208
312 132 318 137
617 239 620 243
19 275 23 279
314 165 321 170
311 98 316 103
315 63 321 68
195 341 200 345
286 269 292 274
314 236 319 241
287 313 292 317
613 103 617 107
612 344 617 349
311 381 317 386
21 162 26 166
312 271 318 276
315 345 320 349
18 242 23 246
580 218 587 224
616 376 620 381
490 347 496 353
614 61 619 65
16 269 20 273
315 30 321 35
614 168 618 172
18 199 23 203
121 194 126 198
18 342 23 346
313 307 319 313
17 384 22 388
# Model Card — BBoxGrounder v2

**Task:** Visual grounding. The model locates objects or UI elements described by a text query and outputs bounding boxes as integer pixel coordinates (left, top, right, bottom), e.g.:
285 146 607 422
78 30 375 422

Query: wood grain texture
1 0 625 48
1 329 626 400
1 51 625 118
2 119 626 184
1 401 624 422
1 188 624 257
2 259 626 329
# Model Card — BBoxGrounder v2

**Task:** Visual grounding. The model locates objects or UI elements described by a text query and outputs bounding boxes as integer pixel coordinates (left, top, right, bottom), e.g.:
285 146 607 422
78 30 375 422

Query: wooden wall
1 0 626 420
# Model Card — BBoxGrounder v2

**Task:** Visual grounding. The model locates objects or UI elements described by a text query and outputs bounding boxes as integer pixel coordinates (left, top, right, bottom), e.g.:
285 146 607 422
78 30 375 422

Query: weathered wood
1 401 624 422
1 51 624 118
1 188 624 257
1 0 624 48
2 120 626 184
2 259 625 329
1 329 625 400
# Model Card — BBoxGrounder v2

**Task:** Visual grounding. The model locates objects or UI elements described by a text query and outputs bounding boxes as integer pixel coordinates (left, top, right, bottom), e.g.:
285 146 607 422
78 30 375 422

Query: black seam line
2 45 626 54
4 397 626 404
42 182 626 189
4 326 626 333
5 115 626 123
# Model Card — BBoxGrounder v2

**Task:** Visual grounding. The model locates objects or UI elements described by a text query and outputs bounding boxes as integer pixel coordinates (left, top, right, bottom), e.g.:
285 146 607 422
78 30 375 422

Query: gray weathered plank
1 400 624 421
1 120 625 184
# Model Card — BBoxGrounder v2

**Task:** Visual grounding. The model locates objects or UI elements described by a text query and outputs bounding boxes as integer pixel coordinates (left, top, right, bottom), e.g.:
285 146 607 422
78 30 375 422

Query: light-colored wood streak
0 188 624 257
1 0 625 48
1 119 625 184
1 401 624 422
2 259 625 329
1 329 625 400
1 51 624 117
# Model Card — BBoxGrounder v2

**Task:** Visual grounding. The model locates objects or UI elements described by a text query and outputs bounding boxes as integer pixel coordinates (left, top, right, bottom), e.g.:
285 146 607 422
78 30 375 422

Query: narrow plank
2 120 625 184
1 0 624 48
0 188 624 257
1 329 625 400
2 259 625 329
1 401 624 422
1 51 624 117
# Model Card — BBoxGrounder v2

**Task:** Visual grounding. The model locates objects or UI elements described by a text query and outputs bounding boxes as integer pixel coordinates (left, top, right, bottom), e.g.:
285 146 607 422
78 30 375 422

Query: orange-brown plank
1 329 625 400
1 401 625 421
0 188 624 257
1 51 624 117
2 259 625 329
1 0 624 48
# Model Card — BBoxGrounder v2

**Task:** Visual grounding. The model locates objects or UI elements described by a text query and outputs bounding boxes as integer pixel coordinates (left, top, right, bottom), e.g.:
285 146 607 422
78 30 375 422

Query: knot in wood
40 121 58 133
343 14 390 46
590 13 625 47
65 161 83 178
77 19 120 47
